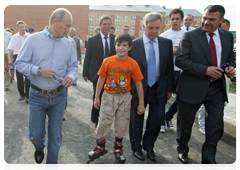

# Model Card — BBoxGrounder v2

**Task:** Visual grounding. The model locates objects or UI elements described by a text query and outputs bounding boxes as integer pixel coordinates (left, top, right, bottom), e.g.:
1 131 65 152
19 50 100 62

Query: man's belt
31 84 64 95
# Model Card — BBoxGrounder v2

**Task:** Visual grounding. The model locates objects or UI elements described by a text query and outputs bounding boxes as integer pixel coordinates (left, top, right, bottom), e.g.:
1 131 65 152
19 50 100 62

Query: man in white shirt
8 20 30 103
181 14 195 31
160 8 186 133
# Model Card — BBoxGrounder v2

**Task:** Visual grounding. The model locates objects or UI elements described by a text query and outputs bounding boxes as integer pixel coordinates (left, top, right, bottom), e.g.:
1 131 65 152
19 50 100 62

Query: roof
230 31 238 38
89 5 167 13
165 8 203 17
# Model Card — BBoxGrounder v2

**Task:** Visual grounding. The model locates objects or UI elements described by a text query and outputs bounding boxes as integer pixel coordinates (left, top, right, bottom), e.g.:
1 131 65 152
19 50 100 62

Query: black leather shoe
202 160 221 170
34 150 44 164
146 150 156 162
133 151 144 160
178 153 189 164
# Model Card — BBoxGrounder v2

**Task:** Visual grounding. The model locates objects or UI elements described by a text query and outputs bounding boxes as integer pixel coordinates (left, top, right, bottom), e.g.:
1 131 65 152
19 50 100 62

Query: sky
164 4 236 31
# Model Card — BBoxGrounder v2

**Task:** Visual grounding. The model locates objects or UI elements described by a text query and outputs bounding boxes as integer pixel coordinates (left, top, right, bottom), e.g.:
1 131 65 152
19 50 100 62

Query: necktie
104 36 110 58
148 40 156 87
186 27 189 31
209 33 217 81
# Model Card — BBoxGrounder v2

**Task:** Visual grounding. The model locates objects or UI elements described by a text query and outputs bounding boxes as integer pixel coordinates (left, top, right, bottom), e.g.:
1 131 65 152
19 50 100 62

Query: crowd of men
4 5 235 164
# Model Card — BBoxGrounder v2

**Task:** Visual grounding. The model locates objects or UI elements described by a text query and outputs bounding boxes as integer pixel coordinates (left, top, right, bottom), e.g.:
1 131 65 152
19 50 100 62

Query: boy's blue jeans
28 86 66 164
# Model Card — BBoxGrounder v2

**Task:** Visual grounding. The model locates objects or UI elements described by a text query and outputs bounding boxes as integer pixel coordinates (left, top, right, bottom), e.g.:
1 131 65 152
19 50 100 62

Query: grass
227 77 236 94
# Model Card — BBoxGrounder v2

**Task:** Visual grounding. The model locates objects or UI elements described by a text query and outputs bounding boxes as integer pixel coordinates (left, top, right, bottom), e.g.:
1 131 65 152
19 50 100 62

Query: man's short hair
204 5 225 19
16 21 25 27
122 24 130 29
95 27 100 32
169 8 184 19
184 14 194 20
28 28 34 32
111 26 115 31
49 8 72 25
144 12 162 25
222 19 230 25
70 27 76 32
99 15 112 25
114 33 132 47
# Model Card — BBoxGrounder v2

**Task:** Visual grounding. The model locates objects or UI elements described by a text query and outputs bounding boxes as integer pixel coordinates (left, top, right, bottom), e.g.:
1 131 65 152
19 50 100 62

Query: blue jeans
28 86 67 164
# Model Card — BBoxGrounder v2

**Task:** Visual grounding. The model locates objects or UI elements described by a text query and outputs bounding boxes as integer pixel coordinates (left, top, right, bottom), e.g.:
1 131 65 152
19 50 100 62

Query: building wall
88 10 166 37
4 5 89 41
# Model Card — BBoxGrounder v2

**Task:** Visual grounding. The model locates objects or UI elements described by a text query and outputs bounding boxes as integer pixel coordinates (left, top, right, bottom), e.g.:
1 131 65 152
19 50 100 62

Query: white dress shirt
100 31 110 57
8 31 30 55
205 29 222 68
181 25 195 31
4 30 12 46
143 33 160 81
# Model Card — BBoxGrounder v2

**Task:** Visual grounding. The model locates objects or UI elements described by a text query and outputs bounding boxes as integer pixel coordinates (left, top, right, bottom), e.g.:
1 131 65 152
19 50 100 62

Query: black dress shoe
146 149 156 162
34 150 44 164
178 153 189 164
133 151 144 160
202 160 221 170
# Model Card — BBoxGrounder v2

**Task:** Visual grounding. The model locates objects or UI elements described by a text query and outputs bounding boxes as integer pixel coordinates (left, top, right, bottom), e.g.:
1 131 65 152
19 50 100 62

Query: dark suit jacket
129 35 174 108
175 27 236 104
83 33 116 83
73 37 81 59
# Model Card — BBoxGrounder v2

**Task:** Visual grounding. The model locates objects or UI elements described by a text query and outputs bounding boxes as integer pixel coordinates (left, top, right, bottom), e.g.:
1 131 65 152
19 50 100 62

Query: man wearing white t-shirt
160 8 186 132
181 14 195 31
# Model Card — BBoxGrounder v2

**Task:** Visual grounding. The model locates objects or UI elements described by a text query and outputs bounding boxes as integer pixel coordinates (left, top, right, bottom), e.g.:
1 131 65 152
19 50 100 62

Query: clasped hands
206 66 235 79
41 67 73 87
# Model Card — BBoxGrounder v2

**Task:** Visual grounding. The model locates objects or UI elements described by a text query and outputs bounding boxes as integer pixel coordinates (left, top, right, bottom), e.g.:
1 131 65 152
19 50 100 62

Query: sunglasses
52 74 63 84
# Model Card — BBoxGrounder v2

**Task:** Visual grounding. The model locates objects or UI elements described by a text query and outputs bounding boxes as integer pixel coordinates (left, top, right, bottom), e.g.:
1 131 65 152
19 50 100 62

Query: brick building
4 5 202 42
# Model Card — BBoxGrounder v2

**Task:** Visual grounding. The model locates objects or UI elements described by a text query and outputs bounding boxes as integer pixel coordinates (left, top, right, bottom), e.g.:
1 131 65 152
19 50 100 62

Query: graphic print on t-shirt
106 66 131 93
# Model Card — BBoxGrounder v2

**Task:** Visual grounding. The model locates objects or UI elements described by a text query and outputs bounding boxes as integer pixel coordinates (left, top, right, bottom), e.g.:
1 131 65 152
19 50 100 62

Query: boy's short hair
114 33 132 47
16 20 25 27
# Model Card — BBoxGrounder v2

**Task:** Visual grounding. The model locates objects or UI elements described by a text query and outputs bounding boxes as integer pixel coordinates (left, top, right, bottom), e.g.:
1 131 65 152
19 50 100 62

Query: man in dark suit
83 15 116 126
129 12 174 161
175 5 235 164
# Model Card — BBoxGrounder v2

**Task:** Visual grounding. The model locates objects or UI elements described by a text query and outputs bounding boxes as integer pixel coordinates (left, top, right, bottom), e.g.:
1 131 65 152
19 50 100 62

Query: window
166 19 170 25
115 15 121 21
195 21 200 26
115 25 120 31
89 14 94 20
130 26 135 32
97 15 102 20
131 16 136 22
139 26 144 32
140 16 144 22
123 15 128 21
88 25 94 31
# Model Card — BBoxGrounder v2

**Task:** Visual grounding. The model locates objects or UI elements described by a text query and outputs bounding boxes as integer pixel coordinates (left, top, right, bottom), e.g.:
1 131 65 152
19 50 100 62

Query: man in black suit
175 5 235 164
129 12 174 161
83 15 116 126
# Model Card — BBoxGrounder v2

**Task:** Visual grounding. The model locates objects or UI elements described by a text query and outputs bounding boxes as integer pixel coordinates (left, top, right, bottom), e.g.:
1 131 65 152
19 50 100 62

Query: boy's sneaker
88 139 108 160
166 120 174 130
160 125 166 133
114 141 126 163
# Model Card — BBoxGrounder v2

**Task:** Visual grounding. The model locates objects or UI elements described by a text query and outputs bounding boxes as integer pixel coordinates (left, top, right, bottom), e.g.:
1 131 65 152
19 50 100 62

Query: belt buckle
46 90 51 95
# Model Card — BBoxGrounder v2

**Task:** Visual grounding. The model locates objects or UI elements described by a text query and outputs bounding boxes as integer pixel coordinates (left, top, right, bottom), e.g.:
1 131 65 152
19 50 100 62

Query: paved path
4 58 236 169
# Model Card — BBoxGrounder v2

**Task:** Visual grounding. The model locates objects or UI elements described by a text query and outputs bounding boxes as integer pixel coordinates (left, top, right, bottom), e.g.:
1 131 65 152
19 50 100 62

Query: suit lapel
218 28 229 62
158 36 165 73
96 33 104 57
136 36 147 70
197 27 212 65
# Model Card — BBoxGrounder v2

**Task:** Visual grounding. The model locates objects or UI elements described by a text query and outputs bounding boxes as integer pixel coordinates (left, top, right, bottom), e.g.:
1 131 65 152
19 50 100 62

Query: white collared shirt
8 31 30 55
181 25 195 31
100 31 110 57
205 29 222 68
143 33 160 81
4 30 12 46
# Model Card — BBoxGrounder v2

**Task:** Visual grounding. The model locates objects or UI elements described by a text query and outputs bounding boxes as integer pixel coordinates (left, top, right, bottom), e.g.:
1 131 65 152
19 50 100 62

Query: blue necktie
148 40 156 87
186 27 189 31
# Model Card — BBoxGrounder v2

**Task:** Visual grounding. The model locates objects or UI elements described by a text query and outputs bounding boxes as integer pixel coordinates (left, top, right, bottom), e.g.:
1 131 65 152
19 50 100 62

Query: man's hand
5 66 9 72
225 66 235 78
137 104 145 115
62 76 73 88
94 98 101 109
206 66 224 78
41 67 56 79
83 77 89 82
167 92 172 100
9 59 14 66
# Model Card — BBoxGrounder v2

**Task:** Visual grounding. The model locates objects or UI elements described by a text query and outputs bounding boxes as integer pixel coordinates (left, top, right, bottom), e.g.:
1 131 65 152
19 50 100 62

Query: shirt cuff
31 66 39 75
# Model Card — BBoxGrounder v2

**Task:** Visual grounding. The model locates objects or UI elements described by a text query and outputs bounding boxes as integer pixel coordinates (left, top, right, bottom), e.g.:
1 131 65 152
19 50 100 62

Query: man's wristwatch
37 67 42 76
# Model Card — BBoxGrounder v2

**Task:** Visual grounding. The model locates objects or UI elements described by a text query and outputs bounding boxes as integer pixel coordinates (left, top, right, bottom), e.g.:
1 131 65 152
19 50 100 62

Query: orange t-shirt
98 55 143 93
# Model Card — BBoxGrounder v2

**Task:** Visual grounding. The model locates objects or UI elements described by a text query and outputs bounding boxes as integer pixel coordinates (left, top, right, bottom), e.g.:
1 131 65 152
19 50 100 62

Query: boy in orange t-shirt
88 33 145 163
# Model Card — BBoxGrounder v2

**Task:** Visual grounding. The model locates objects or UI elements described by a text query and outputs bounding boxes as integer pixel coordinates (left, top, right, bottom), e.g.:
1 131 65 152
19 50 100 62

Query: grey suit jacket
175 27 235 104
73 37 81 60
83 33 116 83
129 35 174 108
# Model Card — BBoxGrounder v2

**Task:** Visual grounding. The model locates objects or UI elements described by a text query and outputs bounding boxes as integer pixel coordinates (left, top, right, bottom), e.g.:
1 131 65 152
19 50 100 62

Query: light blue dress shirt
15 26 78 90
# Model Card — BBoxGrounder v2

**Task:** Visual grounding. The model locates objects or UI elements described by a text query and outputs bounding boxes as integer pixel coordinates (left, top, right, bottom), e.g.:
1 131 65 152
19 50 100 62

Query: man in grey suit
129 12 174 161
69 27 81 66
175 5 235 164
83 15 116 126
